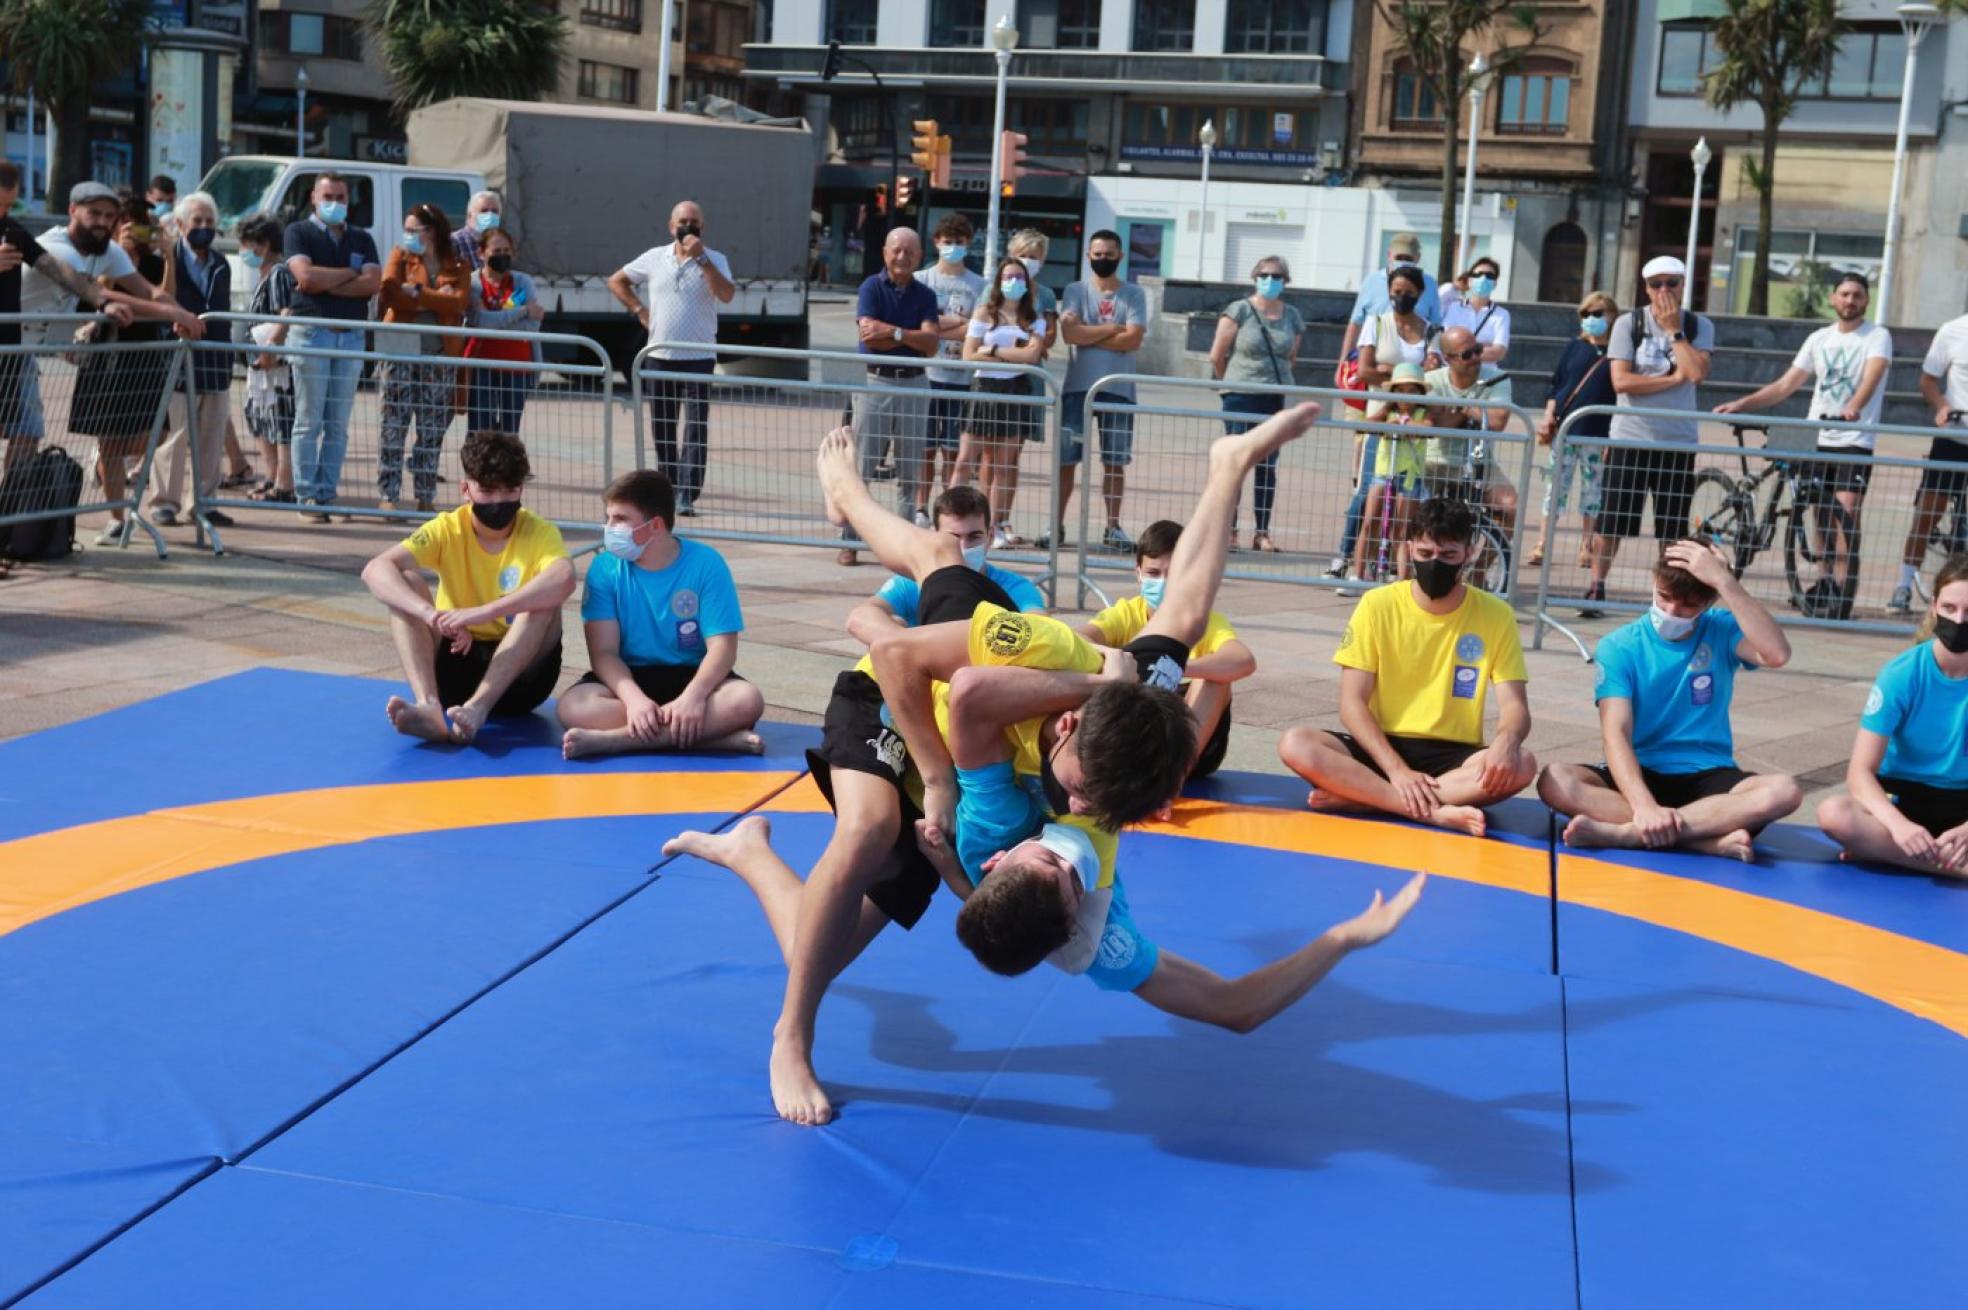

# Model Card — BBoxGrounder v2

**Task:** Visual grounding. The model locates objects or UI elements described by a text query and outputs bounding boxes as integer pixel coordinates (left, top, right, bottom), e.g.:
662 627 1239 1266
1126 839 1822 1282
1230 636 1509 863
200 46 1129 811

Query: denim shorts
1059 390 1135 467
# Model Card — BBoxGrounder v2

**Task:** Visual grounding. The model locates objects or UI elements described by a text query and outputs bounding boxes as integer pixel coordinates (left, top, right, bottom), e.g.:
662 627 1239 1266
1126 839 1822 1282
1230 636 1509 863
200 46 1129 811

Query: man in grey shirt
1057 230 1148 551
1588 255 1715 605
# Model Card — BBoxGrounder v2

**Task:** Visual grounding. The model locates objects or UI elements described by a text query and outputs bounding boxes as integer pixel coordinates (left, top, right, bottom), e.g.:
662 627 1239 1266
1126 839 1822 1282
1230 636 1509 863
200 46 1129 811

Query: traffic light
910 119 940 172
895 176 917 212
998 130 1029 197
821 40 844 81
931 135 952 189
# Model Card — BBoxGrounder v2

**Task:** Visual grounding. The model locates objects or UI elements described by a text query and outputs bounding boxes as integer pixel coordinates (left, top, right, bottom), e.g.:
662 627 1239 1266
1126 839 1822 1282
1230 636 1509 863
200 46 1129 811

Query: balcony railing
742 43 1335 91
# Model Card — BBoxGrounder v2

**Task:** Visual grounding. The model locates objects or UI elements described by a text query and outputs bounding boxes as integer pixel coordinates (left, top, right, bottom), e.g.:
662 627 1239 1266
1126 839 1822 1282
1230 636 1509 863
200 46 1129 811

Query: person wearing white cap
1589 255 1714 604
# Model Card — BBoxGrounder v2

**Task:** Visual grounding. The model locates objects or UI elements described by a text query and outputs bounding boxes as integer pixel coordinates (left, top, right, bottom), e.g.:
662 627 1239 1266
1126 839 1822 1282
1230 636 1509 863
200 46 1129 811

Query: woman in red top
377 202 471 510
464 228 545 434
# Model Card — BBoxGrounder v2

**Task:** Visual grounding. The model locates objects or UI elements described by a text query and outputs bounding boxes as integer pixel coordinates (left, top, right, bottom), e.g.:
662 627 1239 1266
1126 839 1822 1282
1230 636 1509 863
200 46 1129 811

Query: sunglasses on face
1647 277 1683 290
1451 347 1483 362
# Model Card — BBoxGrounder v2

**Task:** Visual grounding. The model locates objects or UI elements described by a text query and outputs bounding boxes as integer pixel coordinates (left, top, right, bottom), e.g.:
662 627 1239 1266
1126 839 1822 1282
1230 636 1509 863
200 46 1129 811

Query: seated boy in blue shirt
846 483 1045 650
557 469 765 758
1538 540 1802 861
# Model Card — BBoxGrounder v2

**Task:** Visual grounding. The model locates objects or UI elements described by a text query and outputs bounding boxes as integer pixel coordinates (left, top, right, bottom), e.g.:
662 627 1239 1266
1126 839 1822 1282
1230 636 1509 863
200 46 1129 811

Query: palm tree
0 0 156 205
1703 0 1842 316
365 0 570 114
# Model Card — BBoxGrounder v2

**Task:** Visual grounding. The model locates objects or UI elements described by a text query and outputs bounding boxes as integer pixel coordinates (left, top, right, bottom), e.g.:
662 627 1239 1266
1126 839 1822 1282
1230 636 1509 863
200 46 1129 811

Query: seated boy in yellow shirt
360 431 574 744
1079 519 1255 779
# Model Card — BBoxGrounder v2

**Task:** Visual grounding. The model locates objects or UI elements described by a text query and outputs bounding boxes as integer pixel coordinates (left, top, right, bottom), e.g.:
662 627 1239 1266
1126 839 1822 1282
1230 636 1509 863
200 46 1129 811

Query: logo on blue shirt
671 588 700 620
676 618 703 653
1864 684 1884 717
1452 665 1479 699
1690 672 1714 706
1689 641 1713 673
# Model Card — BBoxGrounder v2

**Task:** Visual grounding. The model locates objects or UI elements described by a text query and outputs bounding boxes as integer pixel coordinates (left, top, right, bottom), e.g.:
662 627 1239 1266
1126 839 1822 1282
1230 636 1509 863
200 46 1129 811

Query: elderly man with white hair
148 189 235 527
452 191 502 269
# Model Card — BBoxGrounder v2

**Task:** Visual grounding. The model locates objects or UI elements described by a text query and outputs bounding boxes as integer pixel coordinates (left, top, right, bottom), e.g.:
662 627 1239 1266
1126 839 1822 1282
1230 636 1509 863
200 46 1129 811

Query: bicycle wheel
1471 521 1513 596
1688 469 1755 576
1784 496 1857 615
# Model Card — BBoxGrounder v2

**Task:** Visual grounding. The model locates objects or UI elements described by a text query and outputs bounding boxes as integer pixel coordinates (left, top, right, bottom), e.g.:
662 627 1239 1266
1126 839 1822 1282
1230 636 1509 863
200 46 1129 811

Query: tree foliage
0 0 156 203
364 0 570 115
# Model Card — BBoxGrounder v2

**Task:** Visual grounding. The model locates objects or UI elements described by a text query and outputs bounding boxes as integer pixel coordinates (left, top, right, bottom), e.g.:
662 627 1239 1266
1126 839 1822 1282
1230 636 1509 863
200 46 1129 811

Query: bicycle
1685 425 1858 618
1423 442 1515 597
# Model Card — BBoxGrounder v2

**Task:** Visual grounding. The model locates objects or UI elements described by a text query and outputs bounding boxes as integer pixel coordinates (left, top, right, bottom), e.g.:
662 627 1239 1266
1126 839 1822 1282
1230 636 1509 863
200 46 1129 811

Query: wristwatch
892 327 904 343
1671 331 1687 343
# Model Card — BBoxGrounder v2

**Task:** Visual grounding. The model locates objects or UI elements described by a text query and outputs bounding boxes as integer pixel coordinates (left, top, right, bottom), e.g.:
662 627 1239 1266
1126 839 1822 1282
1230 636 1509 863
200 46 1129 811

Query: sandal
1525 547 1545 568
220 466 257 489
262 487 298 504
1253 532 1280 554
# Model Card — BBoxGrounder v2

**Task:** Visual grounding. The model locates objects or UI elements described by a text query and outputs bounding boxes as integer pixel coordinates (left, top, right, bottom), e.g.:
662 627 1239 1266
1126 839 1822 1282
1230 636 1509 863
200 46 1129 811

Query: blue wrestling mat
2 671 1963 1307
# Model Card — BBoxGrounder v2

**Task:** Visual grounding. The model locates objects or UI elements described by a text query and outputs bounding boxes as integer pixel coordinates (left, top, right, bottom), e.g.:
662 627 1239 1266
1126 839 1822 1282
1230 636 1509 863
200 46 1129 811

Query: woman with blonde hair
1530 289 1619 581
957 227 1056 545
1817 555 1968 876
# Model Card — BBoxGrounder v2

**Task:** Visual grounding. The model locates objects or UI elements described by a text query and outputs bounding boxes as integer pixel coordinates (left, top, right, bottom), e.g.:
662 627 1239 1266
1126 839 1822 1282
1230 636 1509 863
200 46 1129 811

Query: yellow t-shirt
403 506 569 641
1368 409 1428 482
1088 596 1239 660
931 603 1103 776
1333 581 1526 745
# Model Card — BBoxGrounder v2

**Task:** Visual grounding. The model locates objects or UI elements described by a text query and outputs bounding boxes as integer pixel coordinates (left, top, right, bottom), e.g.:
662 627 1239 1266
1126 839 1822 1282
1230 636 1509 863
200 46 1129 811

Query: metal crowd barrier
1534 405 1968 657
1074 374 1542 611
186 313 617 555
0 313 187 561
632 340 1064 601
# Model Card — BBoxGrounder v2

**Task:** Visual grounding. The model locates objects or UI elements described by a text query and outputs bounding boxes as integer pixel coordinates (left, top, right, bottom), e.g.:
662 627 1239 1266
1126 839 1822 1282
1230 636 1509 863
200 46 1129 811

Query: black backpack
0 446 84 562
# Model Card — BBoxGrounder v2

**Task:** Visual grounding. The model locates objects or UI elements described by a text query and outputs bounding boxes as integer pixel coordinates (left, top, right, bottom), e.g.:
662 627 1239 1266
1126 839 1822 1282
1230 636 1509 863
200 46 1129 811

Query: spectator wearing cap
1588 255 1714 608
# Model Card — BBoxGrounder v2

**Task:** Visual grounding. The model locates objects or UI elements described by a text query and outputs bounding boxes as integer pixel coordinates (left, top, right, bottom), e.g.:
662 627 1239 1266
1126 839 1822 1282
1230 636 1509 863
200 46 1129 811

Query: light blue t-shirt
1862 642 1968 788
1593 608 1750 774
1348 266 1442 328
877 565 1044 626
953 761 1158 993
580 538 743 667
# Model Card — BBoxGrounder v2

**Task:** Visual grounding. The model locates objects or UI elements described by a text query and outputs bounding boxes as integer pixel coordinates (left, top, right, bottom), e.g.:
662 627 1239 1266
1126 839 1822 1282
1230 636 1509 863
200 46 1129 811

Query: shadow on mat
825 979 1706 1196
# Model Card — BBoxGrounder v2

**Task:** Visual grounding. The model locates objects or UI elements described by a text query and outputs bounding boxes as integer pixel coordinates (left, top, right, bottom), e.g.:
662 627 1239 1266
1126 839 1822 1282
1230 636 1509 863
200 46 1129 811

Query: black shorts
967 374 1041 443
1333 732 1485 780
1880 775 1968 838
1800 441 1870 496
1600 445 1696 541
573 663 744 704
433 637 562 716
1189 686 1231 779
806 669 937 930
1123 635 1191 691
1917 437 1968 498
918 562 1018 627
1585 764 1752 810
926 381 970 452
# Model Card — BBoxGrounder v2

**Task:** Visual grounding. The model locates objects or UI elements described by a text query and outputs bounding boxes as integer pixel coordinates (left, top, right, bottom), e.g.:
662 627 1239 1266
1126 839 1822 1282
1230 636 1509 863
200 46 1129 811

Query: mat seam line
1560 974 1584 1310
0 1157 222 1310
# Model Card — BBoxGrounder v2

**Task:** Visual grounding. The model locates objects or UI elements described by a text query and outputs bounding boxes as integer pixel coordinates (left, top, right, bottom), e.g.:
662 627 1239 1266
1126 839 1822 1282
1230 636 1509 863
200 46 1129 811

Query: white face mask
961 542 988 572
602 521 646 560
1035 823 1099 896
1648 603 1697 641
1019 256 1044 279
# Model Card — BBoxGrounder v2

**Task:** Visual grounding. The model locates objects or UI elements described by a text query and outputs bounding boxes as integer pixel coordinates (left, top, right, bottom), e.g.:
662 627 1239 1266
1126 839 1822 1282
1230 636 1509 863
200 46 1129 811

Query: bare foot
1210 400 1322 477
1304 788 1358 813
770 1032 834 1126
703 729 765 755
562 726 627 760
1688 828 1756 863
447 701 488 745
386 695 451 743
817 427 857 528
661 813 774 870
1562 814 1631 849
1428 804 1488 837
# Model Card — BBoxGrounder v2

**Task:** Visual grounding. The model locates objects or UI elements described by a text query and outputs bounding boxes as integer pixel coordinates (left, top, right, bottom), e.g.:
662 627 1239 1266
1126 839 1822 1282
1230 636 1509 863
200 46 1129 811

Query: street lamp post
656 0 675 111
296 66 309 158
1195 118 1217 280
1685 135 1711 305
1455 52 1492 274
983 15 1019 265
1879 2 1941 324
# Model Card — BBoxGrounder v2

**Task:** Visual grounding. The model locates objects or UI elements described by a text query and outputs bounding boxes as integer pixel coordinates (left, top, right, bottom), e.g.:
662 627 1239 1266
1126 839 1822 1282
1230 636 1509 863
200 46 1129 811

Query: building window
834 95 887 153
931 0 984 46
1658 24 1719 96
826 0 878 44
1391 61 1442 127
1820 23 1907 99
1020 0 1100 49
1010 98 1090 152
578 59 640 104
264 10 364 60
581 0 641 32
1132 0 1192 51
688 0 749 59
1225 0 1322 55
1496 59 1571 134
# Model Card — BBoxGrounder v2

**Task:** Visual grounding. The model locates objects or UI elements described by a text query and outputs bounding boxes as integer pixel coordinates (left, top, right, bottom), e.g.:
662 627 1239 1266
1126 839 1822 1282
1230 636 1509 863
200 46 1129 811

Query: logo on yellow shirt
983 612 1033 657
1338 624 1355 651
498 565 522 593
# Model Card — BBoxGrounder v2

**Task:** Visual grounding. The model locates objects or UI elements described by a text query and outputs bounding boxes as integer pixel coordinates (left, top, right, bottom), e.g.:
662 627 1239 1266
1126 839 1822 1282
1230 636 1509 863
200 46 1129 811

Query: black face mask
1040 734 1073 817
1413 557 1463 600
486 253 513 274
1936 615 1968 655
1391 292 1420 315
186 227 217 251
473 498 521 530
1088 256 1121 278
676 222 702 240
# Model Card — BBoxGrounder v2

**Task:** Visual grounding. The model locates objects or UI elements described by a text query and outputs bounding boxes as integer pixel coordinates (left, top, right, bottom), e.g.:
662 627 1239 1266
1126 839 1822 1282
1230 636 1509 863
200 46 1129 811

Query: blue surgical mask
316 200 348 225
1648 603 1697 641
475 210 500 232
602 521 645 560
1471 274 1497 298
938 243 967 264
1581 314 1609 338
1255 275 1284 299
962 542 988 572
1140 576 1166 609
1000 278 1027 300
151 201 172 220
242 249 265 269
401 231 425 254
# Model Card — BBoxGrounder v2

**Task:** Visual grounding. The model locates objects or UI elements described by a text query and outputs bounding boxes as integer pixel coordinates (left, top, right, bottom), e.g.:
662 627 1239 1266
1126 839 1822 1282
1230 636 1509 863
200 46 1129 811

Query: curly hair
954 862 1072 976
460 430 532 491
1072 681 1196 830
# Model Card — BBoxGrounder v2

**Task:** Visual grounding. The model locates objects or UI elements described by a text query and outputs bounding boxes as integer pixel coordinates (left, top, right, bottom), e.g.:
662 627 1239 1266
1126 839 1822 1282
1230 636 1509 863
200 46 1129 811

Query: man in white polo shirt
609 200 735 517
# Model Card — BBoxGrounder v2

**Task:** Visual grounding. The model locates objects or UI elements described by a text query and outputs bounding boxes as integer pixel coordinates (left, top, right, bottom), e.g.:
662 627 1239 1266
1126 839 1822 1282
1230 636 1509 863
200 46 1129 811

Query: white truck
198 98 813 373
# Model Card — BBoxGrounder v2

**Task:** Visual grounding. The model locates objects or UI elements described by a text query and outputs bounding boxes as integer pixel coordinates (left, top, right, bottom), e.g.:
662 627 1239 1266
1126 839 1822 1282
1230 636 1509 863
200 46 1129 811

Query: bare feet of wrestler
386 695 451 743
1429 804 1488 837
817 427 856 528
660 813 774 877
447 700 488 745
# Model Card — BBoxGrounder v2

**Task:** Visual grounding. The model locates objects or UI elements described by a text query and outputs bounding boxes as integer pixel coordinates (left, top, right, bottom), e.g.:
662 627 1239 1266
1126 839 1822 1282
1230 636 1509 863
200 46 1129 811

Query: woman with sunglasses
1208 255 1303 552
1530 290 1619 572
1441 256 1510 379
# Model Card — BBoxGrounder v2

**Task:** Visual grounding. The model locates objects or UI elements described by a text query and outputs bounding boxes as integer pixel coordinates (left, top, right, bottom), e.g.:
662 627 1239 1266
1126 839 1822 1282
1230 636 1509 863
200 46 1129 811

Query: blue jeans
1221 392 1283 533
468 367 532 435
289 324 365 504
1338 434 1381 562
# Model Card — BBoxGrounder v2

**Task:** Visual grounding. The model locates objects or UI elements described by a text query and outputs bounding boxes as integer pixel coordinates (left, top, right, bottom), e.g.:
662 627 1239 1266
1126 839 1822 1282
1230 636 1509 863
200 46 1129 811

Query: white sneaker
1325 555 1347 579
94 520 127 546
